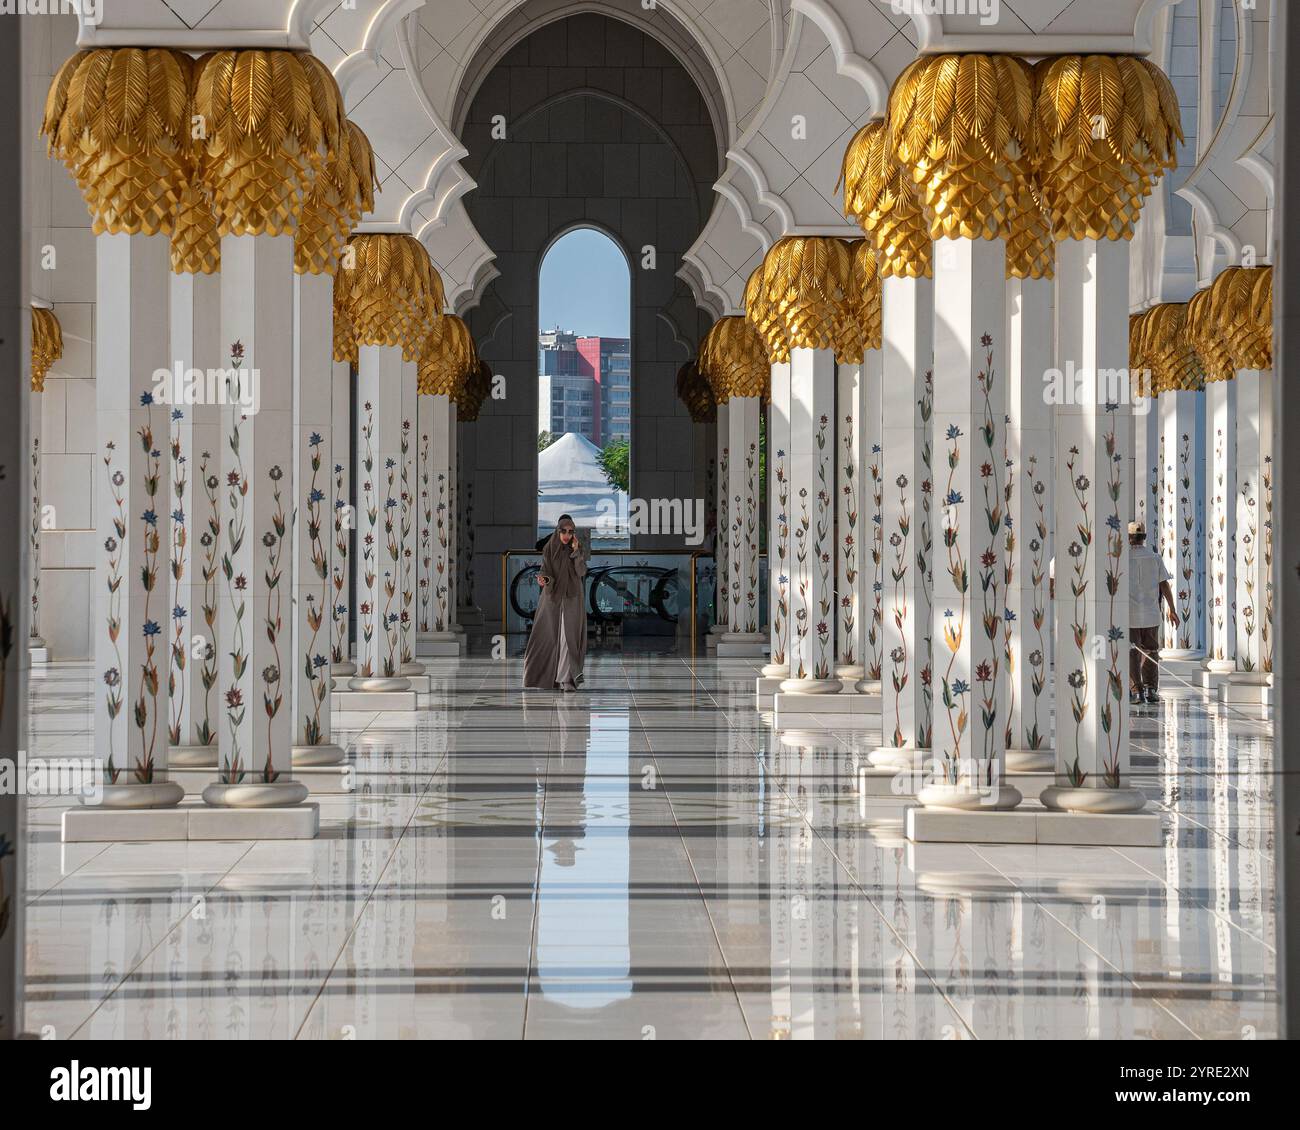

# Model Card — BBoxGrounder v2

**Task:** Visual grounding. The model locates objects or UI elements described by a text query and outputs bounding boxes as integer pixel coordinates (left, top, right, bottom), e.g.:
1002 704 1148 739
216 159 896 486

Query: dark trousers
1129 626 1160 692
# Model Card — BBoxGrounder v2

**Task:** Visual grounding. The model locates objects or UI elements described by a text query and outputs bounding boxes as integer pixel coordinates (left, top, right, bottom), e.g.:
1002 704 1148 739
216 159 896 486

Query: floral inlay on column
745 440 759 632
167 409 189 747
1022 455 1048 751
838 418 858 669
301 433 329 746
1262 454 1273 672
419 432 432 632
101 441 127 782
221 346 250 783
773 449 789 667
399 418 414 665
888 469 913 748
357 402 376 676
332 459 349 666
868 443 883 681
259 461 287 781
29 437 40 643
133 393 164 784
197 453 220 746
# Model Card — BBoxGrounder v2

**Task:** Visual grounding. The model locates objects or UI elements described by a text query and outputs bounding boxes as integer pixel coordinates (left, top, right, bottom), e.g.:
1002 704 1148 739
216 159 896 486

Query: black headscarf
540 515 582 599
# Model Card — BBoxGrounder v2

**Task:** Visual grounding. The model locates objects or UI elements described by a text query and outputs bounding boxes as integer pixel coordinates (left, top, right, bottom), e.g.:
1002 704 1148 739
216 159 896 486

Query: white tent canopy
537 432 627 536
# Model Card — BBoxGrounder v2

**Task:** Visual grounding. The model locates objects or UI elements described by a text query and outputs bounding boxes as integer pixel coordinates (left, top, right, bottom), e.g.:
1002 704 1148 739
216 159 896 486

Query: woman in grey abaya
523 515 588 690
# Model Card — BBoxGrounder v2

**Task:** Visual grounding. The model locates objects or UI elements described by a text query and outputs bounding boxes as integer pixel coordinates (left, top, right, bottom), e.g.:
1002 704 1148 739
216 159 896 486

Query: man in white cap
1128 520 1179 705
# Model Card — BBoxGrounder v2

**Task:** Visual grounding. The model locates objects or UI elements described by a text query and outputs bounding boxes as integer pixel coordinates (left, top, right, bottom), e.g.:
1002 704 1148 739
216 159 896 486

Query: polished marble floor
19 643 1278 1039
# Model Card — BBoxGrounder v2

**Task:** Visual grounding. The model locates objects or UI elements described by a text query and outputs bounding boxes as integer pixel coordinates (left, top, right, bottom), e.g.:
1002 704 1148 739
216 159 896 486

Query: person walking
523 515 589 691
1128 521 1179 705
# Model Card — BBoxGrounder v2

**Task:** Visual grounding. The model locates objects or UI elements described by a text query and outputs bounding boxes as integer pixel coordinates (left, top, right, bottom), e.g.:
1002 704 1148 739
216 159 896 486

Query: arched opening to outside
537 227 631 548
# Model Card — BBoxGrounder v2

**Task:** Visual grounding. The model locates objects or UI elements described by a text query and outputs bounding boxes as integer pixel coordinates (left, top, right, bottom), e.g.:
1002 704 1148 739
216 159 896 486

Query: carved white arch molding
76 0 335 47
440 0 751 155
1175 0 1274 281
876 0 1180 56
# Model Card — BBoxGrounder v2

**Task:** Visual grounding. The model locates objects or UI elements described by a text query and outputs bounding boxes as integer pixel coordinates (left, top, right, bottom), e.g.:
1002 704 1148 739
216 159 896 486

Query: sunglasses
558 527 575 536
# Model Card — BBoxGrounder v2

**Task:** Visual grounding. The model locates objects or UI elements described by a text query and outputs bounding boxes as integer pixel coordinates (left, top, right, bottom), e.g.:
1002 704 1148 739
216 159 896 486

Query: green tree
597 436 630 493
538 430 557 452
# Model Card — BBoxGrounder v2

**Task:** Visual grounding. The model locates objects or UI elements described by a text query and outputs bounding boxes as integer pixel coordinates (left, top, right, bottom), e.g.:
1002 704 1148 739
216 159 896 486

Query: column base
417 632 463 657
348 675 412 692
331 688 419 711
63 802 319 842
1205 658 1236 674
907 803 1161 846
331 660 358 678
1005 748 1054 773
777 677 842 694
1159 648 1203 659
84 781 185 809
759 663 790 679
868 746 925 771
773 687 879 731
1040 784 1147 815
400 660 426 676
29 638 50 664
717 632 767 657
1219 677 1273 707
835 663 865 681
853 677 882 695
755 674 785 711
857 762 1053 802
292 742 346 767
169 743 219 768
202 780 310 808
171 764 351 796
915 782 1023 812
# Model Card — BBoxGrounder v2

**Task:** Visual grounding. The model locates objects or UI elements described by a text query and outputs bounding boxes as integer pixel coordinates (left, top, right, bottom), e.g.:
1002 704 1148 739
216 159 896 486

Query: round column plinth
292 743 347 767
778 729 825 749
348 675 411 692
1159 648 1203 661
169 744 219 768
853 678 882 695
916 782 1023 812
835 663 865 682
86 782 185 809
202 780 310 808
1039 785 1147 814
1005 748 1054 773
778 677 843 694
1205 658 1235 674
868 746 924 771
28 634 46 649
760 663 790 678
331 661 358 677
399 661 425 677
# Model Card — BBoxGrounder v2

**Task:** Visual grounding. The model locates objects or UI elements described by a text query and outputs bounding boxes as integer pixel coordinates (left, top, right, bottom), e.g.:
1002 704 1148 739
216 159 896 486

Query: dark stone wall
460 14 719 572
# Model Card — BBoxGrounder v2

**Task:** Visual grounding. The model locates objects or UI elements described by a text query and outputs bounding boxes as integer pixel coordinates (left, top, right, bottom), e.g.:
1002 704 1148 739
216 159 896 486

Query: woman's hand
570 533 582 555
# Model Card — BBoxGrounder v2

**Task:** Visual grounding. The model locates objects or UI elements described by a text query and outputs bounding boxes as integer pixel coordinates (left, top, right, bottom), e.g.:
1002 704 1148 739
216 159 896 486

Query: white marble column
399 360 422 675
861 348 884 690
456 419 482 625
167 270 222 767
448 402 464 644
417 391 461 654
91 234 183 807
780 348 840 693
1043 237 1143 813
351 344 412 690
835 362 865 682
721 394 763 651
872 275 933 764
919 237 1018 810
763 362 791 678
1004 275 1054 772
207 233 306 807
1134 387 1159 534
330 358 355 678
1205 377 1237 673
1234 368 1274 677
28 398 45 660
712 402 729 637
291 271 344 766
1159 389 1204 657
1 37 27 1029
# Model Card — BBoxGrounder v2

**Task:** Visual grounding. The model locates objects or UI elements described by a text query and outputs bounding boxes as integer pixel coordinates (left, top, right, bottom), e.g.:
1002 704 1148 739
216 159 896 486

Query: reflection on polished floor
22 648 1276 1040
